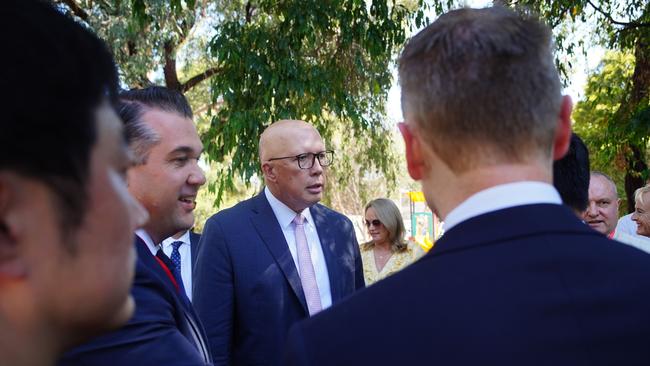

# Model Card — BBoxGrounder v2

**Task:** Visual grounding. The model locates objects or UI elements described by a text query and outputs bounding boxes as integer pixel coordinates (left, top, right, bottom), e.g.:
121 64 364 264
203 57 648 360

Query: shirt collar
161 230 191 249
135 229 159 256
264 187 313 229
444 181 562 231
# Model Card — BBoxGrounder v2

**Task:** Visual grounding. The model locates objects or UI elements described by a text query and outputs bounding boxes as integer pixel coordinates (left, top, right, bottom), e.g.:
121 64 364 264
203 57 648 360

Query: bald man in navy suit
194 120 364 366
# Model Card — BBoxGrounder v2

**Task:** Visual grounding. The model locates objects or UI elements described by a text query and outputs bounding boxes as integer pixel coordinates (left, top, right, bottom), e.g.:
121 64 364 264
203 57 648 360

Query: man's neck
433 164 552 221
142 224 173 246
0 325 56 366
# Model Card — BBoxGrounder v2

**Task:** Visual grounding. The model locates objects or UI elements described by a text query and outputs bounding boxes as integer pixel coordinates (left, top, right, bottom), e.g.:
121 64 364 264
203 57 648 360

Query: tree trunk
624 144 647 213
622 36 650 212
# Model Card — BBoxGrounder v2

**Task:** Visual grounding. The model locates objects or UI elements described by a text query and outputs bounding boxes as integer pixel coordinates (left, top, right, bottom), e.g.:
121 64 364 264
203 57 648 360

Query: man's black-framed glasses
267 150 334 169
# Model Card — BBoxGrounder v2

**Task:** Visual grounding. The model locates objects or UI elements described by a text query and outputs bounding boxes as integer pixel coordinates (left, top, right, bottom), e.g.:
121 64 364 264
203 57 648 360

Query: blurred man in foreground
0 1 147 365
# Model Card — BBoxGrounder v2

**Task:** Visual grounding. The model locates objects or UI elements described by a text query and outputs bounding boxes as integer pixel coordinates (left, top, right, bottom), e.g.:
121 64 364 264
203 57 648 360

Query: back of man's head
553 133 590 214
399 6 562 172
1 0 119 233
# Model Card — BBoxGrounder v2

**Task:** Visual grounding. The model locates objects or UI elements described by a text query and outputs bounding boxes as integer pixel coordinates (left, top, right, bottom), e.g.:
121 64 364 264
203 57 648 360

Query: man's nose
188 162 206 186
309 157 324 175
585 202 598 217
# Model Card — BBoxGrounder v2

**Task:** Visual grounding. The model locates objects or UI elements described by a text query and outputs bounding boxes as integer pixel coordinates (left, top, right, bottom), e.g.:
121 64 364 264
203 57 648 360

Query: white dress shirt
265 187 333 310
613 230 650 254
616 213 638 236
162 230 193 300
444 181 563 231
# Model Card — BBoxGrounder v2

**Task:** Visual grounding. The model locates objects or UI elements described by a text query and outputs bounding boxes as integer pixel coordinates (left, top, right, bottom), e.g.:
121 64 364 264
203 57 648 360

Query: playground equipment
406 191 443 252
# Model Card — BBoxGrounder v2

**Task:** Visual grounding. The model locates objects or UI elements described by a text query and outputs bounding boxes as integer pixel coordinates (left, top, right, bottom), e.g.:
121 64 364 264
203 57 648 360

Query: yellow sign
407 191 426 202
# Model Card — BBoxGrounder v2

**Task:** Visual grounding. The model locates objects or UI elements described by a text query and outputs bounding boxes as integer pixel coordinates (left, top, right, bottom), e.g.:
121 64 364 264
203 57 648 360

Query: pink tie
293 214 322 315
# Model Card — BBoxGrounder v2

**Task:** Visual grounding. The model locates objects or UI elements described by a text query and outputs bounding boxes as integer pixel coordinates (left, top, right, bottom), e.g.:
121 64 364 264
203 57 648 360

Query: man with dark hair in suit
194 119 364 366
60 86 211 365
553 133 590 215
285 7 650 365
0 1 148 365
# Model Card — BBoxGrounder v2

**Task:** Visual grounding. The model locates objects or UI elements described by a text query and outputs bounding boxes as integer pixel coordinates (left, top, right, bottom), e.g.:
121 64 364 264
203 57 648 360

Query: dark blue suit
193 193 364 366
59 236 212 365
190 230 201 269
285 204 650 365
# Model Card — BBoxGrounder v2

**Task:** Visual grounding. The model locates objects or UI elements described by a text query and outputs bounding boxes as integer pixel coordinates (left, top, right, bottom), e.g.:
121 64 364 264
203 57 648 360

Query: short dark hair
0 0 119 232
399 7 562 172
117 86 193 163
553 133 590 212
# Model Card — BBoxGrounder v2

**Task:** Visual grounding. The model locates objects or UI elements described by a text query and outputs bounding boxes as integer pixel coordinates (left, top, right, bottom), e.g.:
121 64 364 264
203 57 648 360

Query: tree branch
586 0 650 29
163 40 181 91
181 66 223 93
245 1 257 23
58 0 89 22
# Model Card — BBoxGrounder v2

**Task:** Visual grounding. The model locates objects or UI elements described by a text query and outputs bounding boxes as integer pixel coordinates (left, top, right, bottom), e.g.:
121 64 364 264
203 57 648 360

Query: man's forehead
142 109 200 142
261 124 324 157
590 176 617 196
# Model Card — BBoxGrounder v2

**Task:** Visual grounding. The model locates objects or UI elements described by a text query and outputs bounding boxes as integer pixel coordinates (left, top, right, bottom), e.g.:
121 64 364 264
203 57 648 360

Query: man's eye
297 154 310 162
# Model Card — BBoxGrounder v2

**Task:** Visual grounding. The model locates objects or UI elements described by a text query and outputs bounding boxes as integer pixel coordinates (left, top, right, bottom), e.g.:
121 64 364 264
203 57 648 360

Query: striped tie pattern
293 214 322 315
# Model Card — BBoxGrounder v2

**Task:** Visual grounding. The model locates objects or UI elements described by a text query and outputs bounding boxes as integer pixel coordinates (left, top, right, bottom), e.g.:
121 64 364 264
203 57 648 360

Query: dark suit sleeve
58 262 209 366
193 217 234 366
348 220 365 290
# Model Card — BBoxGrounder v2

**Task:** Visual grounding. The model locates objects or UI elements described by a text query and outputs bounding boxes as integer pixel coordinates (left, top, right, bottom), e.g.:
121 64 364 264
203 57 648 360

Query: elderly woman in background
361 198 424 285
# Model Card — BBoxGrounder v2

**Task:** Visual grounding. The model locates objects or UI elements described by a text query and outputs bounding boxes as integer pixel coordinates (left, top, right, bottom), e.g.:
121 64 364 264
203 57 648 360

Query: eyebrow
168 146 203 156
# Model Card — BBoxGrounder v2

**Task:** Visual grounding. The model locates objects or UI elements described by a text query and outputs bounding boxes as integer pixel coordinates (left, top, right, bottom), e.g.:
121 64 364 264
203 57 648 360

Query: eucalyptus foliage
505 0 650 209
55 0 428 207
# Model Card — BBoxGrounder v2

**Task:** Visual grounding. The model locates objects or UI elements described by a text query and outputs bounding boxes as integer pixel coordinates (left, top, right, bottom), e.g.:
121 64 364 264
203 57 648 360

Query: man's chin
587 222 605 233
106 295 135 330
65 295 135 349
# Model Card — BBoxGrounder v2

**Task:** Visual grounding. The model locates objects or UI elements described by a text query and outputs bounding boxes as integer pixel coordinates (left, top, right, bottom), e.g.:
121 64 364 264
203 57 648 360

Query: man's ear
0 174 28 279
553 95 573 161
398 122 425 181
261 162 276 183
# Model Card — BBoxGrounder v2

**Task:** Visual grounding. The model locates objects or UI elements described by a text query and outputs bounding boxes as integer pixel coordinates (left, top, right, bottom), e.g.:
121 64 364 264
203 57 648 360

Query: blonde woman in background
361 198 424 285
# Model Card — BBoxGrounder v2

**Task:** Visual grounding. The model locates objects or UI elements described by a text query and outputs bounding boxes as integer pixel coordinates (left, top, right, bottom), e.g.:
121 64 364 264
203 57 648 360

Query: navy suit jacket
193 193 364 366
190 230 201 269
285 204 650 365
59 236 212 365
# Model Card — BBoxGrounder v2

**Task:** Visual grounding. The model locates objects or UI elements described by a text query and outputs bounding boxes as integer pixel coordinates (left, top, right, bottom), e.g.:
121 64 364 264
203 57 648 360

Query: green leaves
205 0 420 202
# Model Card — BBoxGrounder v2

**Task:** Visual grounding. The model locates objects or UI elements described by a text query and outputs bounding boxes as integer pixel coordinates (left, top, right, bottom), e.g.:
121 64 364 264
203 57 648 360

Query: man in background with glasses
194 119 364 366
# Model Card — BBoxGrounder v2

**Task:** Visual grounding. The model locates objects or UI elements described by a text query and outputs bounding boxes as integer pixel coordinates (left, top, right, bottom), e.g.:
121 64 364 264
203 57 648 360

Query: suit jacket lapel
250 193 308 313
310 204 340 302
135 237 177 293
134 235 211 362
135 236 193 310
